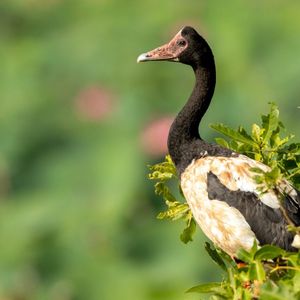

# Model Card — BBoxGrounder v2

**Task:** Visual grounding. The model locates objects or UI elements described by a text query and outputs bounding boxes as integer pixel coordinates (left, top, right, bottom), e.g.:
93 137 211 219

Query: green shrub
148 104 300 299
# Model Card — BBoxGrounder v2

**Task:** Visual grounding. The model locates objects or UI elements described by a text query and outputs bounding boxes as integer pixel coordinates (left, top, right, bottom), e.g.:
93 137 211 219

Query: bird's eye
177 39 186 47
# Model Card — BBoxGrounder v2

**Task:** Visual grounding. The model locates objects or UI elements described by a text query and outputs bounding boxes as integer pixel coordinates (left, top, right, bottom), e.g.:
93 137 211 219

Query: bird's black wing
283 189 300 226
207 171 297 251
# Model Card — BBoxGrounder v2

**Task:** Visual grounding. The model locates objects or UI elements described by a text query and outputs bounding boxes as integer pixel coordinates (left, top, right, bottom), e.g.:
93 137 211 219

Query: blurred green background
0 0 299 299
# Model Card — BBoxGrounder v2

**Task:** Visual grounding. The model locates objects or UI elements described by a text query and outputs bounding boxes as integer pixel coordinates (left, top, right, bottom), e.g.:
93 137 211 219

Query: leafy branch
148 155 196 243
187 242 300 300
211 103 300 190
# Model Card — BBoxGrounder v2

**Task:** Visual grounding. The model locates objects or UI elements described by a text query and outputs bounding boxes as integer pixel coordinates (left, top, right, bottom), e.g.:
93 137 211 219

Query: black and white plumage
138 26 300 256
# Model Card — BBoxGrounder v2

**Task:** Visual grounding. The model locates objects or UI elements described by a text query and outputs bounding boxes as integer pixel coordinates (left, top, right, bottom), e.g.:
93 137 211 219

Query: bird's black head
137 26 213 69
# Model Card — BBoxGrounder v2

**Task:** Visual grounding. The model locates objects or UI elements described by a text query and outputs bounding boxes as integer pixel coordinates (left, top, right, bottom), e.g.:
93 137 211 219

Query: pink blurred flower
75 86 115 121
140 116 174 157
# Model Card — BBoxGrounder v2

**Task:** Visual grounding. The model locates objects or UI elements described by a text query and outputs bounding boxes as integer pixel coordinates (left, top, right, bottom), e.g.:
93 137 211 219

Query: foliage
148 155 196 243
148 104 300 299
187 242 300 300
211 103 300 190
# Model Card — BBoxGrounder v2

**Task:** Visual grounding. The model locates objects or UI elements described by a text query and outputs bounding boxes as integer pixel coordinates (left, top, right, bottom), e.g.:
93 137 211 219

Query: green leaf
229 139 240 152
252 123 263 142
238 125 254 141
148 155 177 181
260 282 297 300
154 182 177 202
237 248 252 263
186 282 222 294
204 242 227 271
261 103 279 144
210 123 258 147
254 245 285 260
291 266 300 292
215 137 229 148
251 167 265 174
156 202 190 220
249 240 258 256
148 170 174 180
286 143 300 154
240 287 252 300
180 218 196 244
249 261 266 282
266 167 281 181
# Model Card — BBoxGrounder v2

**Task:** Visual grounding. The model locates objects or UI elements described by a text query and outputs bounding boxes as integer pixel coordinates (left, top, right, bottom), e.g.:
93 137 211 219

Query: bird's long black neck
168 62 216 168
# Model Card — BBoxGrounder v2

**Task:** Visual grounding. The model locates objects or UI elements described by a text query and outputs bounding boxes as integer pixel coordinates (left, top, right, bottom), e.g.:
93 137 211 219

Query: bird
137 26 300 257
